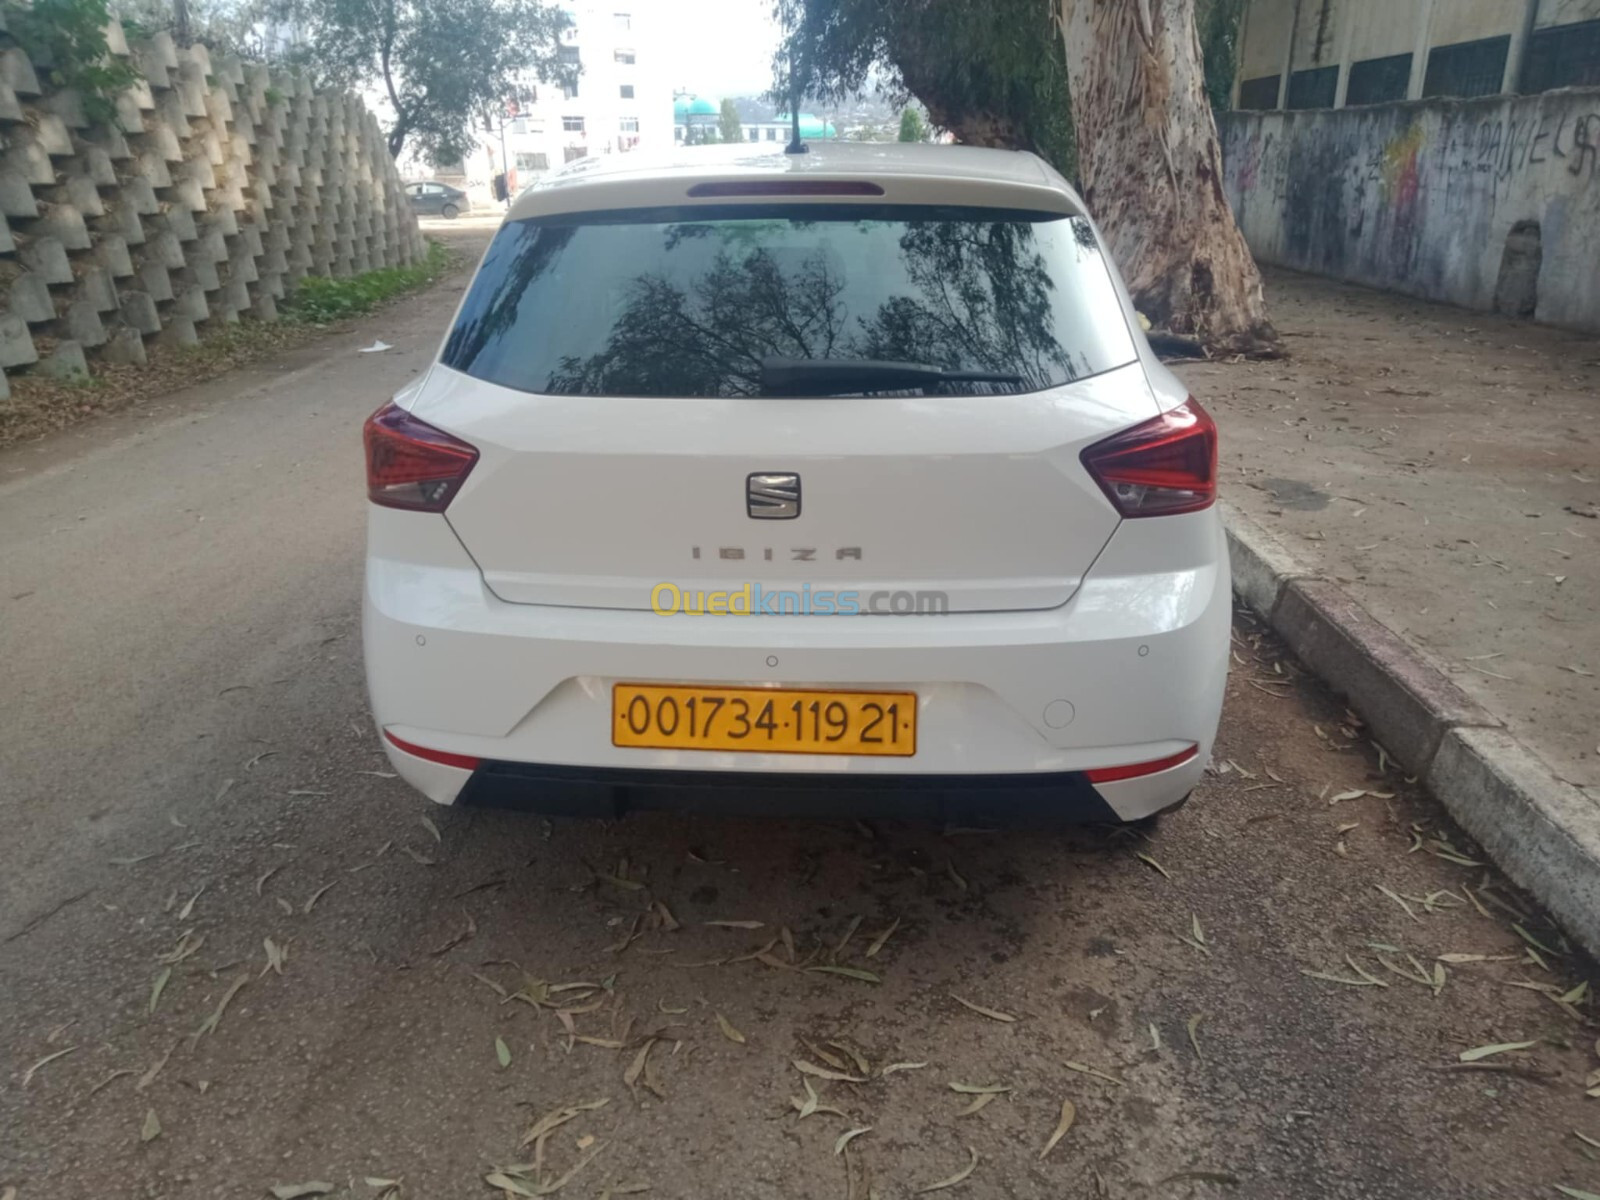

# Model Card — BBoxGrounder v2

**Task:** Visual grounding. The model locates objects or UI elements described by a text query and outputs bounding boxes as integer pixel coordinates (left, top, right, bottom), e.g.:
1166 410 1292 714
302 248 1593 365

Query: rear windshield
441 204 1139 398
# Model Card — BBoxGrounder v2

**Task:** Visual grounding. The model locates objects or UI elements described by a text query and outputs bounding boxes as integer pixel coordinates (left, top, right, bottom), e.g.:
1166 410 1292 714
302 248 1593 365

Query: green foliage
263 85 284 106
896 107 924 142
278 0 574 161
1197 0 1247 111
113 0 284 60
6 0 141 126
773 0 1074 175
283 240 452 323
718 98 742 144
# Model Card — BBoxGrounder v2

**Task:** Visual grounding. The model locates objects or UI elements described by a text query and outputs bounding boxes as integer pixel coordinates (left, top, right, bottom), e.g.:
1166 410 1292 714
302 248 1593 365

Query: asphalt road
3 228 1597 1200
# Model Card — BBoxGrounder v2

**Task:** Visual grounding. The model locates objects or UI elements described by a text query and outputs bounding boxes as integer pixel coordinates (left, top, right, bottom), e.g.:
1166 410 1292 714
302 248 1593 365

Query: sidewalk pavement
1178 266 1600 951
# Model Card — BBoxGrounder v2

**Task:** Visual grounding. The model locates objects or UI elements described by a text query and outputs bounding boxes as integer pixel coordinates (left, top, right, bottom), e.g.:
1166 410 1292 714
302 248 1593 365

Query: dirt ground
3 239 1599 1200
4 610 1598 1199
1180 268 1600 800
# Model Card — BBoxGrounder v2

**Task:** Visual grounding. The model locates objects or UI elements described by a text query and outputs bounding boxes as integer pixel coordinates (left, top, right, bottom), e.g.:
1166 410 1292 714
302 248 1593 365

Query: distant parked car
406 181 468 219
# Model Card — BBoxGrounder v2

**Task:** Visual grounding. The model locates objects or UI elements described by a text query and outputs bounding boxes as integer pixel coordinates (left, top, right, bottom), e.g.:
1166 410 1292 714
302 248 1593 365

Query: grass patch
282 240 454 324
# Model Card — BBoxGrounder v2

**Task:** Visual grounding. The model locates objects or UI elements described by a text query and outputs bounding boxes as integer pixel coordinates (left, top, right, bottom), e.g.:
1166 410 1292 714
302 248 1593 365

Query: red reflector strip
384 730 481 771
686 180 886 198
1084 744 1199 784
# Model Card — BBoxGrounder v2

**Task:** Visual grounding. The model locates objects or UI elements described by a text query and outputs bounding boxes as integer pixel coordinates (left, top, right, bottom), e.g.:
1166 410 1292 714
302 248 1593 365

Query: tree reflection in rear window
440 204 1139 398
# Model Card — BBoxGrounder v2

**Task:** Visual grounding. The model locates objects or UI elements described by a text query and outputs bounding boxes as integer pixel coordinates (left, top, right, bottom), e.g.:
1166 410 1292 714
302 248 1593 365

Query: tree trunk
918 101 1023 150
1057 0 1279 356
895 52 1042 156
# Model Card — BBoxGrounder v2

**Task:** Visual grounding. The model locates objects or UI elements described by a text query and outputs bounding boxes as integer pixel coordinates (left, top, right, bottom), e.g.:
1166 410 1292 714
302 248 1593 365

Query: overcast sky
657 0 785 99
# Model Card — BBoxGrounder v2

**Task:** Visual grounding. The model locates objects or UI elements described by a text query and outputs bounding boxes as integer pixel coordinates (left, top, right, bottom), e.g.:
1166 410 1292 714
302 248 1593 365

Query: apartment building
494 2 673 189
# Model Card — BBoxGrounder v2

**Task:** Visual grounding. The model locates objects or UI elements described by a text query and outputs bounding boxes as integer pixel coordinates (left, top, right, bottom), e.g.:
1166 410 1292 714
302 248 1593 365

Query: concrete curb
1220 499 1600 957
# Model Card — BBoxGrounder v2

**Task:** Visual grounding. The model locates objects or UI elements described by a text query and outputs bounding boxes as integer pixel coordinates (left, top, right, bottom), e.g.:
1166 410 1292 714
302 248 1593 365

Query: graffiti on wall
1219 91 1600 329
1445 109 1600 186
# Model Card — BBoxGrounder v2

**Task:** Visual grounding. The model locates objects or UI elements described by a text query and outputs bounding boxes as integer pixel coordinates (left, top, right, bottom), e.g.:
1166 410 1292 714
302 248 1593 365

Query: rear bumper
363 507 1230 822
450 759 1182 825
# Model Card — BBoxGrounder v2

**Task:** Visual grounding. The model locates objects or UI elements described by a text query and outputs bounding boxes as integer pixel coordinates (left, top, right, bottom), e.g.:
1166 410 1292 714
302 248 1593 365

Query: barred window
1237 75 1281 110
1346 53 1412 106
1286 65 1337 110
1522 19 1600 93
1423 36 1510 99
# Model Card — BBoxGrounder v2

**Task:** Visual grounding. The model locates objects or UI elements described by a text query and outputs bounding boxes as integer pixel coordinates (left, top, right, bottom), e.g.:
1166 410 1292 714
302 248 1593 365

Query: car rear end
362 146 1229 824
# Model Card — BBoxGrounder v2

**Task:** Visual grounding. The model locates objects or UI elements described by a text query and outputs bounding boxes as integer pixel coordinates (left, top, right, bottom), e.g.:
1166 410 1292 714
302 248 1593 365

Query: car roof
505 142 1083 220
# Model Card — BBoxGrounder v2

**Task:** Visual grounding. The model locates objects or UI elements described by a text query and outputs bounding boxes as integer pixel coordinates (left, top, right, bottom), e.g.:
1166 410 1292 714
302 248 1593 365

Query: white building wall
498 1 673 193
383 1 673 208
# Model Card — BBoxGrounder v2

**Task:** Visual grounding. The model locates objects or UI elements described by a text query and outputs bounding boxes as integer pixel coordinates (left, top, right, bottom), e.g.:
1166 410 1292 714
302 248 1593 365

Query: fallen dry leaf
793 1058 867 1084
914 1146 979 1194
1375 884 1421 924
1063 1060 1123 1087
140 1106 162 1143
831 915 864 961
865 916 901 958
191 971 249 1044
1134 852 1171 880
270 1186 335 1200
22 1046 76 1087
136 1042 176 1092
302 881 336 915
469 970 509 999
830 1041 871 1077
485 1172 537 1197
1300 968 1383 988
1039 1097 1076 1159
263 937 287 977
881 1061 928 1076
149 967 172 1016
519 1099 610 1148
714 1012 746 1045
957 1092 998 1116
834 1126 872 1155
625 1039 658 1092
950 994 1016 1023
807 965 880 984
177 885 206 921
800 1039 848 1072
86 1068 133 1098
1459 1040 1538 1062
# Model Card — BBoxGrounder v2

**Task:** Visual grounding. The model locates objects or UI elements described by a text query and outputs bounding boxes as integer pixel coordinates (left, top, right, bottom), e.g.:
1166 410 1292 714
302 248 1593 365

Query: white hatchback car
363 143 1229 825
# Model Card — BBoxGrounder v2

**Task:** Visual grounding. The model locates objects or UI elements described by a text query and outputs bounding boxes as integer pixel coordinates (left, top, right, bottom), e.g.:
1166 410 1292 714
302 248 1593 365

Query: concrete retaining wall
0 17 424 396
1219 88 1600 331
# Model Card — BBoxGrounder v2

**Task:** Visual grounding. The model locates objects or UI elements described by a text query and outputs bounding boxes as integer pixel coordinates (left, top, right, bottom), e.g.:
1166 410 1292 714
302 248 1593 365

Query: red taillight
1085 744 1199 784
384 730 481 771
1081 398 1217 517
363 401 479 512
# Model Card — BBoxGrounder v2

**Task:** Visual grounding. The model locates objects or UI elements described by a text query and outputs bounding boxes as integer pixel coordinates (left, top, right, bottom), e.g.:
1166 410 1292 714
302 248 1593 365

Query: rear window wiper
760 357 1024 397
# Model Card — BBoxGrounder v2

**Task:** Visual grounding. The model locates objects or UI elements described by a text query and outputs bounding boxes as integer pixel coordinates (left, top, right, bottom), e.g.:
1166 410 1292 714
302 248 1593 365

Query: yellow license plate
612 684 917 757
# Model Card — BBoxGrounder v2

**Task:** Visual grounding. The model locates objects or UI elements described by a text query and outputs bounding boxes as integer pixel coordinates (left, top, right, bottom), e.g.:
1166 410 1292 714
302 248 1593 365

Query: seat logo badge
747 472 800 519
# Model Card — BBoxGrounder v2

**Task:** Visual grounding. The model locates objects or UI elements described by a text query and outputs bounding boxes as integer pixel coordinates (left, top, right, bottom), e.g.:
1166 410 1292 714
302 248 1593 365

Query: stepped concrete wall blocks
0 21 424 389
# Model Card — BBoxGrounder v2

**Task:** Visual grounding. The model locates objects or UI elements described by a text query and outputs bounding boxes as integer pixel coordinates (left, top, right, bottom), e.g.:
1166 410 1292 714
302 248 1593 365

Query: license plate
612 684 917 757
